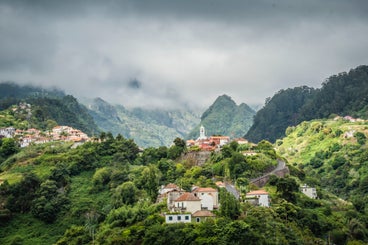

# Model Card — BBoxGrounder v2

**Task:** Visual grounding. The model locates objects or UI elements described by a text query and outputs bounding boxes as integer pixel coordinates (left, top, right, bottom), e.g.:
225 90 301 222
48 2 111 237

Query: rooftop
175 192 201 202
246 190 269 195
192 210 215 217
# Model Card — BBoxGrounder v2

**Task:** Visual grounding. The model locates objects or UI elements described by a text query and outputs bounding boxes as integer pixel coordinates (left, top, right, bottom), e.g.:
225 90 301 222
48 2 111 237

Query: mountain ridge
186 94 255 140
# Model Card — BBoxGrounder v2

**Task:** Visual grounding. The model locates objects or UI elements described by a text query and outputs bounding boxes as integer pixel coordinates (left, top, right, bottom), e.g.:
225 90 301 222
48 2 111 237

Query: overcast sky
1 0 368 109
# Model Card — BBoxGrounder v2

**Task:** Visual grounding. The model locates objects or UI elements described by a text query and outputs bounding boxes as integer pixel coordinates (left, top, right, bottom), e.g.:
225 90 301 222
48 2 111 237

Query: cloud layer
1 0 368 108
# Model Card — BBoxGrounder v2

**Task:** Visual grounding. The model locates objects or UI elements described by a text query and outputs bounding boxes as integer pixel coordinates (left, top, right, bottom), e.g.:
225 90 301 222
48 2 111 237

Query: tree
141 165 161 202
113 181 138 207
85 210 100 245
219 188 240 219
0 138 19 158
275 177 299 203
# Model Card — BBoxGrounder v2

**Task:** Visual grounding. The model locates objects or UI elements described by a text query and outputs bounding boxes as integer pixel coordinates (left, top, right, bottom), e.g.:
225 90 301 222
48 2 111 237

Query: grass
0 213 66 245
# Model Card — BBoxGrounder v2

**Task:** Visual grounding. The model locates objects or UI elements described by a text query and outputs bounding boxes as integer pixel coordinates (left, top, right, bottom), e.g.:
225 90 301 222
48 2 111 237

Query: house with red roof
173 192 202 214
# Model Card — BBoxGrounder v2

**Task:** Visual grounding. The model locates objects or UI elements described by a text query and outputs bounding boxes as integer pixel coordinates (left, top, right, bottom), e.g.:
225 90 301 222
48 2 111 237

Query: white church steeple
198 125 207 140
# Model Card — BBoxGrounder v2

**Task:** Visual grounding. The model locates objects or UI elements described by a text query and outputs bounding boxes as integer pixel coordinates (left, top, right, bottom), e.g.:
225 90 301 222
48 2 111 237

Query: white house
0 127 15 138
192 187 219 210
246 190 270 207
300 184 318 199
165 213 192 224
173 192 202 214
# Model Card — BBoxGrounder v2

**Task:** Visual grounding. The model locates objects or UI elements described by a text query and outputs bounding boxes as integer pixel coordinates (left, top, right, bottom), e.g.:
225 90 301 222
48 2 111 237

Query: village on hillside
0 126 90 147
186 125 249 151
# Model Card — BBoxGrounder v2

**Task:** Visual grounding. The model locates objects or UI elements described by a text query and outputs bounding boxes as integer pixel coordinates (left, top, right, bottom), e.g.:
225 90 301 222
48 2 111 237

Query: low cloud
1 1 368 108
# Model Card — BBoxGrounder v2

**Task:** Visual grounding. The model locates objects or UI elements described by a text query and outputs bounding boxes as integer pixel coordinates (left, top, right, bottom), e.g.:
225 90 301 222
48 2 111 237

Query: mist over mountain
186 95 255 140
86 97 200 147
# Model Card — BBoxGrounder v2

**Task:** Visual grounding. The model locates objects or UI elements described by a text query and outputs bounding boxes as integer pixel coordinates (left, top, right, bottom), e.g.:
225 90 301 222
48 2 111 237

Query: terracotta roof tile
164 183 179 189
247 190 269 195
175 192 201 202
192 187 217 193
192 210 216 217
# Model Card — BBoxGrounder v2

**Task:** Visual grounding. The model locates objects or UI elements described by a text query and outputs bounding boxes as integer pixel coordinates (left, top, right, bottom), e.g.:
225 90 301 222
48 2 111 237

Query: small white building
300 184 317 199
165 214 191 224
0 127 15 138
246 190 270 207
192 187 219 210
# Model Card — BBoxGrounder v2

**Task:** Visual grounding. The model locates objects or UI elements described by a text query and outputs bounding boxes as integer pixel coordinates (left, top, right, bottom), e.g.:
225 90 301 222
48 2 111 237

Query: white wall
165 214 191 223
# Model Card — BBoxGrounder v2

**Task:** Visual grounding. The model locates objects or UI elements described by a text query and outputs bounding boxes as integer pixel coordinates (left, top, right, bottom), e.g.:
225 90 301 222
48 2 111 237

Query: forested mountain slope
246 65 368 143
0 82 99 136
186 95 255 139
86 97 200 147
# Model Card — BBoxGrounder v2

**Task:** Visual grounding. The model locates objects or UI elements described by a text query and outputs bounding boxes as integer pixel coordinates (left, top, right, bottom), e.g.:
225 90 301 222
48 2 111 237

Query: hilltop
246 65 368 143
186 95 255 140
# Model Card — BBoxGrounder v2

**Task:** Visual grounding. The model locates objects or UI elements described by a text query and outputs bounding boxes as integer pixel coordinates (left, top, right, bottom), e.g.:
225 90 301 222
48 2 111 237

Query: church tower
198 125 206 140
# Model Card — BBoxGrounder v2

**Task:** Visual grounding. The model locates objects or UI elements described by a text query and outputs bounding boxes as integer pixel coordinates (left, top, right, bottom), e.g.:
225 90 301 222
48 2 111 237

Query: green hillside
276 118 368 212
186 95 255 139
0 130 367 244
0 82 100 136
246 65 368 143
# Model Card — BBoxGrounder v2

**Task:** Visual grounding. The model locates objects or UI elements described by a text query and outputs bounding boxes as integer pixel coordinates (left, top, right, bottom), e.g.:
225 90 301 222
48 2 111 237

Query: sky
1 0 368 109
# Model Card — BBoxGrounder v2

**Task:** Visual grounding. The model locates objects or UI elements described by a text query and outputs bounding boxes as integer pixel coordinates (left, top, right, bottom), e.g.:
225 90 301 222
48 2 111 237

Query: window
185 215 189 220
178 216 181 221
168 216 173 221
196 217 200 223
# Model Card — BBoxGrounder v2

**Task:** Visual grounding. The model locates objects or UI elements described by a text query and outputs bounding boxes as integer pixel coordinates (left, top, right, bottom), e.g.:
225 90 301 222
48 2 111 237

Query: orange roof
175 192 201 202
247 190 269 195
192 210 216 217
193 187 217 193
164 183 179 189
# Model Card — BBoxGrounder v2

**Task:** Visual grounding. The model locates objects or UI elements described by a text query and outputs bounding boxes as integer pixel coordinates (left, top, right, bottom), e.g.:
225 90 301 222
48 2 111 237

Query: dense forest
246 65 368 143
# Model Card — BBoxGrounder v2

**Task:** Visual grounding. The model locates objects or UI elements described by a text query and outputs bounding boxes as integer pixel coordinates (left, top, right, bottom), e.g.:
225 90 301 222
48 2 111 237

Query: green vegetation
0 82 100 136
0 130 366 244
247 65 368 143
277 118 368 240
87 97 200 147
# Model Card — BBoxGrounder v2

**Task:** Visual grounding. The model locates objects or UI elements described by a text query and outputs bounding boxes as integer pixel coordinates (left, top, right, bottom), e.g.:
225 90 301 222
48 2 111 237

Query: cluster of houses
159 182 318 224
186 125 248 151
159 182 275 224
0 126 90 147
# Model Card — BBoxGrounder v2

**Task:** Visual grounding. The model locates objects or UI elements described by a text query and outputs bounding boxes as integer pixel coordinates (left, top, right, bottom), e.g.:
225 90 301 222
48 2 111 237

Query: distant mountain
186 95 255 139
246 65 368 143
0 82 100 136
86 98 200 147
